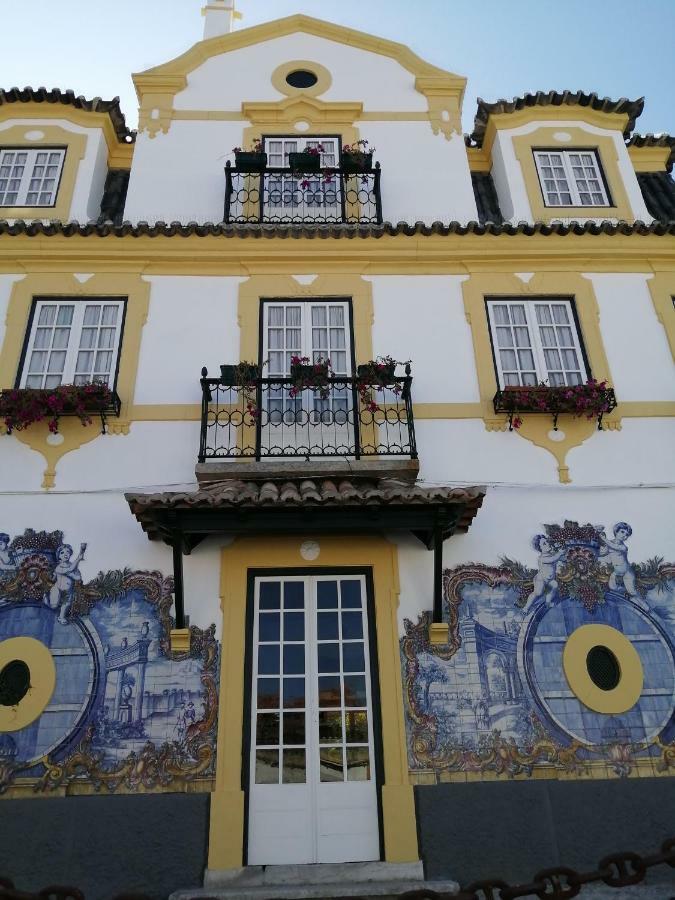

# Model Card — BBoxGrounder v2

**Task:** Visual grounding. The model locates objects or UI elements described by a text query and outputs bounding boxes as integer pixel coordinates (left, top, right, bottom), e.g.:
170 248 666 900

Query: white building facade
0 7 674 897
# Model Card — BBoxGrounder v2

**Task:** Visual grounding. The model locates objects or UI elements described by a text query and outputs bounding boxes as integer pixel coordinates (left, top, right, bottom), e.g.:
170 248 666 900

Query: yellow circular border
0 637 56 732
271 60 333 98
562 624 643 714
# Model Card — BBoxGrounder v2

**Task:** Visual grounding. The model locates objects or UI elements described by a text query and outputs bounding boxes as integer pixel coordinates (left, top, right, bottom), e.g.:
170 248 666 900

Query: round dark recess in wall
0 659 31 707
586 645 621 691
286 69 318 89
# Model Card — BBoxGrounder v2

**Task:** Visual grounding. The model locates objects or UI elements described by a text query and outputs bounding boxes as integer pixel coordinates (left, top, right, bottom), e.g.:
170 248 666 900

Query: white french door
248 574 380 865
261 300 353 455
264 137 340 221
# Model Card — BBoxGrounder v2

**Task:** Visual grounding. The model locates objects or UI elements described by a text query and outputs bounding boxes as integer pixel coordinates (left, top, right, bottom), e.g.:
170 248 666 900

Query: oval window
286 69 318 89
586 645 621 691
0 659 31 707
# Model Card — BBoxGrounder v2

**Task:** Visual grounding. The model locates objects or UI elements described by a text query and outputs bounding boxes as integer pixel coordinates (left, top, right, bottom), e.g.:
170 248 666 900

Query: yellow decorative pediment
241 96 363 127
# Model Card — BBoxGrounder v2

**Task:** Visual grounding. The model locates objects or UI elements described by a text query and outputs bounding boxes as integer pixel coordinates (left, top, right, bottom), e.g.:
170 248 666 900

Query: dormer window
533 150 610 207
0 148 66 207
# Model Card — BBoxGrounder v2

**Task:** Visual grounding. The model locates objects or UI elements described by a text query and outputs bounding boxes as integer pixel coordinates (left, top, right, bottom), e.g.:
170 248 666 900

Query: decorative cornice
241 96 363 126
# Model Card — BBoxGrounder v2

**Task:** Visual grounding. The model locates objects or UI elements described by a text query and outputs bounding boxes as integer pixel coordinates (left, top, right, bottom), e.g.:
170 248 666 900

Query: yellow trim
628 144 672 173
208 535 418 870
0 273 150 488
467 145 491 173
2 233 674 274
462 272 617 483
429 623 450 645
646 273 675 361
270 60 333 98
0 637 56 733
480 107 631 160
0 105 133 169
512 127 635 223
132 14 465 139
170 628 191 653
563 624 643 716
0 125 87 221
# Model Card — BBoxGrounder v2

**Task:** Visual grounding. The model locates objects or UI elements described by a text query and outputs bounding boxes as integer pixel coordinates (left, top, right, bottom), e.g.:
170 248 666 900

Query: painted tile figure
402 520 675 781
524 534 567 611
46 542 87 624
599 522 637 598
0 528 218 795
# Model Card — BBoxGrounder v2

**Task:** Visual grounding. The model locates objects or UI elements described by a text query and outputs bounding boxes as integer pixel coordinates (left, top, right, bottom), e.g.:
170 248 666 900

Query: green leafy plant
289 355 332 400
500 379 614 430
356 356 408 413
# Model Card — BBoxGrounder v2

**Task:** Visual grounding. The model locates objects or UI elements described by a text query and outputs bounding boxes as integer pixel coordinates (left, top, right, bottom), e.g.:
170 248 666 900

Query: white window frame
261 299 353 376
19 298 126 390
533 149 611 207
0 147 66 207
262 136 341 221
487 298 589 388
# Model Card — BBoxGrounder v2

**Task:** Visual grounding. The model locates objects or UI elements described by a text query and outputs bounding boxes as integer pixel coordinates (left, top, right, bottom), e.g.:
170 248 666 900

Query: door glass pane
319 711 343 743
256 750 279 784
318 612 339 640
318 643 340 673
317 580 338 608
320 746 344 782
345 711 368 742
257 713 280 745
257 678 280 709
346 747 370 781
283 749 306 784
259 613 280 642
343 643 365 673
283 678 305 708
284 611 304 641
340 580 362 608
283 644 304 675
318 675 341 706
260 581 281 609
258 644 280 674
343 675 367 707
283 712 305 745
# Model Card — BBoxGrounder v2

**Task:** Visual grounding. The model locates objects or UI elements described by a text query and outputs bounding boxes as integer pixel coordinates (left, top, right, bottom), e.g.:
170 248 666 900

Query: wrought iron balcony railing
223 161 382 224
198 366 416 462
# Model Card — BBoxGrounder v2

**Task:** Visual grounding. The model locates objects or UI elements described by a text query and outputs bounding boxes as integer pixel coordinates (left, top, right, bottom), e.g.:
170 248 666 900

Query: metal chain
1 838 674 900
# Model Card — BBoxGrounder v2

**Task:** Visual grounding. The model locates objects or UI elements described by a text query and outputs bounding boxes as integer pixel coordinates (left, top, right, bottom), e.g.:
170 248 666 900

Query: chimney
202 0 239 39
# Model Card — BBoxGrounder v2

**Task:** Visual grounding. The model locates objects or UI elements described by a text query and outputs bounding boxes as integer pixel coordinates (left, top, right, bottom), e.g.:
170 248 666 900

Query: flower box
220 363 259 384
0 383 120 434
495 381 616 430
357 360 396 384
288 152 322 174
341 151 373 174
234 151 267 172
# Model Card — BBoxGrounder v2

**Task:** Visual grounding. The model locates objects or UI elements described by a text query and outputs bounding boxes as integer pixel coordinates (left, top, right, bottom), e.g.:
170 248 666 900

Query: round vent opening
0 659 31 707
286 69 318 89
586 645 621 692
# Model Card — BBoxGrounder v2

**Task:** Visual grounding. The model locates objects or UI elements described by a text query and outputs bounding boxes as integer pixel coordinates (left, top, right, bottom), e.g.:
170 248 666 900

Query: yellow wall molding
241 96 363 131
512 127 635 223
0 637 56 733
467 145 491 173
0 272 150 488
135 75 187 138
462 271 617 482
646 273 675 361
237 273 373 364
270 60 333 98
480 107 630 160
209 535 417 871
563 624 643 716
0 125 87 221
414 75 464 139
1 234 674 274
628 144 671 173
0 105 133 169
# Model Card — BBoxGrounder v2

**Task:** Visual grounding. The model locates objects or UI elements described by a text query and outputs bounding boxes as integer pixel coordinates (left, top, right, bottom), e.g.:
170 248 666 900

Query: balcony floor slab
195 458 420 485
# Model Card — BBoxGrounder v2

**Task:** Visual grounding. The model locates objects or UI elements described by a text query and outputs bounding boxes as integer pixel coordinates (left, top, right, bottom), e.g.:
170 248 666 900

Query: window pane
343 643 365 673
283 678 305 709
343 675 367 707
510 305 526 325
346 747 370 781
283 644 304 675
260 582 281 609
320 746 343 782
257 678 280 709
259 613 280 642
256 712 279 745
319 711 342 743
318 676 341 707
283 711 305 745
258 644 280 674
318 612 339 640
345 710 368 743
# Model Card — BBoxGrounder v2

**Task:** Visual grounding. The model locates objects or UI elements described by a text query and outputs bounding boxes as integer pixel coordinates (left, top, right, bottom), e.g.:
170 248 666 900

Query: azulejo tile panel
401 520 675 782
0 528 218 796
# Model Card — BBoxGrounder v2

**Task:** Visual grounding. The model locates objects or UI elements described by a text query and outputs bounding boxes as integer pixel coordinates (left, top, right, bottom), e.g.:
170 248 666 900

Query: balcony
197 365 417 477
223 161 382 224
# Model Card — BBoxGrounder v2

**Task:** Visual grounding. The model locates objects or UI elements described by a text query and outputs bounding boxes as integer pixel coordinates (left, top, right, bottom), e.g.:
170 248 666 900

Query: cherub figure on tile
524 534 566 612
46 542 87 624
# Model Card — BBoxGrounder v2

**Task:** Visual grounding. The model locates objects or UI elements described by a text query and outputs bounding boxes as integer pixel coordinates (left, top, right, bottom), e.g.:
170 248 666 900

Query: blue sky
3 0 674 136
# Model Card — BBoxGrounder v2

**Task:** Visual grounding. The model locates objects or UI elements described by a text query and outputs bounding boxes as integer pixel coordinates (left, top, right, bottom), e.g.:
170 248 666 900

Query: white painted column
202 0 237 39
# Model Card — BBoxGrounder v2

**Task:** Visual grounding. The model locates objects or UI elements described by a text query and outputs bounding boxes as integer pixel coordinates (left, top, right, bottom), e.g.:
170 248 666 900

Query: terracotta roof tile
1 219 673 237
0 87 135 143
469 91 644 145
